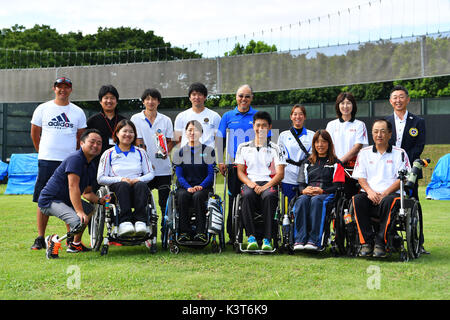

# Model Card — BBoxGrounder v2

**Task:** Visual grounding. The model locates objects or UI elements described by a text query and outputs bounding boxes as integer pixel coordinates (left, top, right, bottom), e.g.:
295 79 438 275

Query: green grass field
0 183 448 300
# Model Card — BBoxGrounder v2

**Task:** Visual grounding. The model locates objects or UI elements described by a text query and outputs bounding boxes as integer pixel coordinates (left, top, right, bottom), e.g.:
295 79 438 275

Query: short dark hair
185 120 203 133
141 88 162 102
188 82 208 97
98 85 119 101
113 119 137 145
253 111 272 125
80 129 102 142
390 85 409 97
372 119 392 133
335 92 358 119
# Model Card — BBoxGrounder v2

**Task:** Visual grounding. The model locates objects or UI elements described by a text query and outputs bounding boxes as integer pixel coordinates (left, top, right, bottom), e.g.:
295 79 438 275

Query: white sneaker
118 222 135 237
134 221 147 237
293 243 305 251
304 243 319 251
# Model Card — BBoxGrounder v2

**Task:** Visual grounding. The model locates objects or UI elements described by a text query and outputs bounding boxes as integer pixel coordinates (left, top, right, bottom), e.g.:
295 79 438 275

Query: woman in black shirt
292 129 345 251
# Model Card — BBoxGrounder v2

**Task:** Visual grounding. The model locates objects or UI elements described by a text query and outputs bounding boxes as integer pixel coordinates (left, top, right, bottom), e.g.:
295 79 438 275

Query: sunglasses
54 77 72 86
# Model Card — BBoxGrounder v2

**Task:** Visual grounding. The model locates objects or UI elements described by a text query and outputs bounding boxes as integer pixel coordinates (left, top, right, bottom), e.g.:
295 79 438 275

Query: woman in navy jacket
174 120 215 242
292 129 345 251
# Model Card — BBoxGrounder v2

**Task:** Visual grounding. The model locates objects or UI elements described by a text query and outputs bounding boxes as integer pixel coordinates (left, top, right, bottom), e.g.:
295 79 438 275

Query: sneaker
31 236 46 250
246 236 258 250
45 234 61 259
118 222 135 237
373 245 387 258
261 238 273 251
304 243 319 251
134 221 147 237
194 233 208 242
178 233 190 242
359 244 374 257
293 243 305 251
67 242 92 253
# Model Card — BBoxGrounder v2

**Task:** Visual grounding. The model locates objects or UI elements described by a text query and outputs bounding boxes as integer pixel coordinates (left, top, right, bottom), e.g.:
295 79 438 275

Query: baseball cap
54 77 72 88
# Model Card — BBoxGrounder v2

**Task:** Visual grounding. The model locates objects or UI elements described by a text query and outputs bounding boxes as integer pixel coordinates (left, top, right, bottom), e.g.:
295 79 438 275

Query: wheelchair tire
406 201 422 260
90 188 107 251
232 194 243 251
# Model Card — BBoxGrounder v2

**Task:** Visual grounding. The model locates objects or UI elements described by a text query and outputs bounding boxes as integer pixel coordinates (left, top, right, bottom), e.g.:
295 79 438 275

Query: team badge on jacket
409 127 418 137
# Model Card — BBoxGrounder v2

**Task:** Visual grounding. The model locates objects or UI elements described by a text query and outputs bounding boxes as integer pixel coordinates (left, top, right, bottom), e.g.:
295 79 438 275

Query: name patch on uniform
409 127 418 137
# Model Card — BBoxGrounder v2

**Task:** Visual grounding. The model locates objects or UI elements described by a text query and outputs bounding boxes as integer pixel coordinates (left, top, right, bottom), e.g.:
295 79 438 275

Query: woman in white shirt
278 104 315 203
325 92 368 196
98 119 155 237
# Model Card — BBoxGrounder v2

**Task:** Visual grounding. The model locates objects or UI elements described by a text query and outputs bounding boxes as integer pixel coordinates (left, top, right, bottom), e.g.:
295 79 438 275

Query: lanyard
101 112 118 137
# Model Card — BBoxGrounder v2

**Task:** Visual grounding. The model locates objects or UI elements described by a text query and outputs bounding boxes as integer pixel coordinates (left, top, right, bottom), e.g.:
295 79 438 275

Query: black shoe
373 245 387 258
31 236 46 250
194 233 208 242
359 244 373 257
419 246 430 255
226 239 234 246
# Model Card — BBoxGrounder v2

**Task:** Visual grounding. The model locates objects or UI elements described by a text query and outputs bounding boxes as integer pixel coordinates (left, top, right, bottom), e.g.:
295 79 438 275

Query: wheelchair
161 167 225 254
344 159 429 262
282 190 339 255
89 185 158 255
231 185 282 254
329 166 361 257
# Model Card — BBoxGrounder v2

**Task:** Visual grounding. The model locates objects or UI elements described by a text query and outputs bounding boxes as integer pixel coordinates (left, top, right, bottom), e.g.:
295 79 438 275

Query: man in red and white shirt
352 119 410 258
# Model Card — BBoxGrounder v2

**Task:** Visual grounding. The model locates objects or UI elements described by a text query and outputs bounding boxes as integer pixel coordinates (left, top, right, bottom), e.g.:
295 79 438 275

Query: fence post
2 103 7 161
216 57 222 95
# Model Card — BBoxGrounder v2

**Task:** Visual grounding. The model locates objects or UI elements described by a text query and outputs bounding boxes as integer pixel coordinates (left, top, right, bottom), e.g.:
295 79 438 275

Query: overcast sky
1 0 449 55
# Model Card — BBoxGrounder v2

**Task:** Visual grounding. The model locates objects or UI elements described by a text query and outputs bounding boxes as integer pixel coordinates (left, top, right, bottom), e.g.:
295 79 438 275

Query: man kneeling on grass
235 111 286 251
38 129 109 259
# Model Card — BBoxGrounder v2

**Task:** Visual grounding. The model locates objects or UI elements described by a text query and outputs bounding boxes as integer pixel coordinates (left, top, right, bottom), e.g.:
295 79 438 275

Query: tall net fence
0 31 449 102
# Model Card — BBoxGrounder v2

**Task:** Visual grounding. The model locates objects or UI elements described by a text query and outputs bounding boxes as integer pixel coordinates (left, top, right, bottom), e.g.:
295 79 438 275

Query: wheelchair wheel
406 201 422 260
90 188 107 251
231 194 243 253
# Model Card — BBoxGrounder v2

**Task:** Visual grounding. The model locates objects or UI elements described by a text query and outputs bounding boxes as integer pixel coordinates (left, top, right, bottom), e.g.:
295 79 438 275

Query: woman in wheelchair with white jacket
97 119 155 237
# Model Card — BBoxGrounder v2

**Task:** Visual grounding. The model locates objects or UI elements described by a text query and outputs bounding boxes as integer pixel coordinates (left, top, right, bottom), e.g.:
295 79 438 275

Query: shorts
40 200 94 231
33 160 62 203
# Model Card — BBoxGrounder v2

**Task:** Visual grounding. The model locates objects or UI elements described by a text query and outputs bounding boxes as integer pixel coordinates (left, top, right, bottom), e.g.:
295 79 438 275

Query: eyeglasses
237 94 252 99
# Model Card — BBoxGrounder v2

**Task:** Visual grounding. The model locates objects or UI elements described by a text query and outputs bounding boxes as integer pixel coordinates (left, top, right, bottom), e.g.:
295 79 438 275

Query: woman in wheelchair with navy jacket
292 129 345 251
174 120 215 242
97 119 155 238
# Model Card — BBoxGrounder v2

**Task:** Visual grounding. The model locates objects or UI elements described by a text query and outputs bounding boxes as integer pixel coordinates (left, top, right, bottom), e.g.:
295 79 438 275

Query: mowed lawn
0 183 448 300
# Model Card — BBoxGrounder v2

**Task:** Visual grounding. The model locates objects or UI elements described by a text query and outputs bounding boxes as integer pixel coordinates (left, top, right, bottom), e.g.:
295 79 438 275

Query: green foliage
224 40 277 56
0 24 201 69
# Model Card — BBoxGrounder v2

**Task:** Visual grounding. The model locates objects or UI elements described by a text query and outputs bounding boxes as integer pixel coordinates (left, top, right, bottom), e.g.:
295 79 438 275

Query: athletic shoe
304 243 319 251
67 242 92 253
45 234 61 259
193 233 208 242
261 238 273 251
359 244 374 257
31 236 46 250
373 245 387 258
118 222 135 237
246 236 258 250
293 243 305 251
134 222 147 237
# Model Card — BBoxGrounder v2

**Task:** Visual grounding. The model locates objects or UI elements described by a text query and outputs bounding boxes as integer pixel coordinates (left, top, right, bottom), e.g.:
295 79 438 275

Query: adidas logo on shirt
48 112 74 128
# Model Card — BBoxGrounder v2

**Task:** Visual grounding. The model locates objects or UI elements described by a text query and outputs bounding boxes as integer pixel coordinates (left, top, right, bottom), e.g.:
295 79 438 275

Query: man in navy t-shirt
38 129 108 259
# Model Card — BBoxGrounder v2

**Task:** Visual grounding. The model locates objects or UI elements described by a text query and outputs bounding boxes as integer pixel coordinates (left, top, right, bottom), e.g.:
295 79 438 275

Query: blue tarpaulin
4 153 38 195
426 153 450 200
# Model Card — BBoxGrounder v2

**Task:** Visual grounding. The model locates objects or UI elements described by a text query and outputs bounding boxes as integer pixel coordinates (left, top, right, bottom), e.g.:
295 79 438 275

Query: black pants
147 175 171 222
240 182 278 240
176 187 212 234
226 165 242 239
352 193 398 247
109 181 149 224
